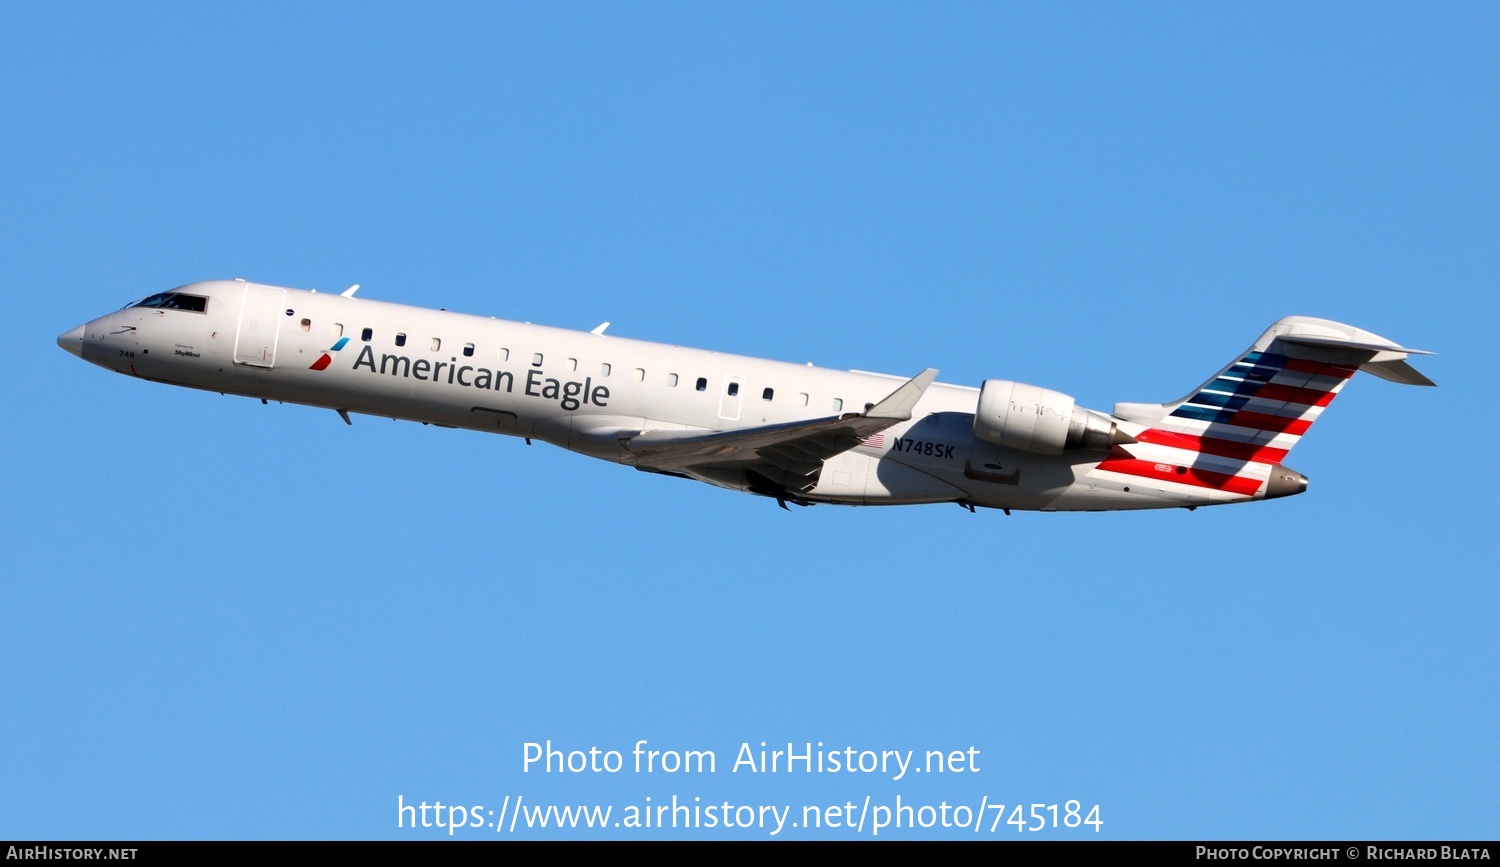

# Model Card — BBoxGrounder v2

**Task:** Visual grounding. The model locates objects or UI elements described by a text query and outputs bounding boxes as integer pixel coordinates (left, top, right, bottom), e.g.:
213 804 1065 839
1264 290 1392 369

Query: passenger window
763 388 774 401
566 358 577 372
499 348 509 362
463 343 475 357
634 368 645 382
430 338 441 351
531 353 543 366
727 382 739 397
696 377 707 392
332 323 344 338
299 318 311 332
667 373 679 387
601 363 612 376
361 328 373 342
395 333 407 347
832 398 843 412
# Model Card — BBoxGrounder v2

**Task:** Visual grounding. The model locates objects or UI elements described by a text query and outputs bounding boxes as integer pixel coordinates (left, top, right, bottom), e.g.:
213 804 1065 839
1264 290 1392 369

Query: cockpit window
131 293 208 313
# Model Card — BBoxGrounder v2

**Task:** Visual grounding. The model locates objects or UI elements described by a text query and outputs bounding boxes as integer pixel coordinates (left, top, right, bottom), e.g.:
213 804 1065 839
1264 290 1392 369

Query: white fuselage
60 280 1268 513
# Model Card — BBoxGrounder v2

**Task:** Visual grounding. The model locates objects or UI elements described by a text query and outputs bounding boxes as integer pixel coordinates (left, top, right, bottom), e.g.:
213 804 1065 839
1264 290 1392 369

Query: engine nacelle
973 379 1124 455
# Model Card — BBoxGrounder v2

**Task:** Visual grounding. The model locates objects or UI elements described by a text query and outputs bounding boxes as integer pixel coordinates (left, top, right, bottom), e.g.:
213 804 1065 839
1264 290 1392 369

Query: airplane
57 280 1435 513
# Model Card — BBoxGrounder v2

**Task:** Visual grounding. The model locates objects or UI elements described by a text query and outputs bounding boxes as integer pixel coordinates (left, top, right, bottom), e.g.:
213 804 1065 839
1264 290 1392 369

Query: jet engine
973 379 1127 455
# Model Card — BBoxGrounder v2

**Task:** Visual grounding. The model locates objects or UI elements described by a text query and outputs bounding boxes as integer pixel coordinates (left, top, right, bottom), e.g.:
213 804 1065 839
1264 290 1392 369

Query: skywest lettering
350 345 609 411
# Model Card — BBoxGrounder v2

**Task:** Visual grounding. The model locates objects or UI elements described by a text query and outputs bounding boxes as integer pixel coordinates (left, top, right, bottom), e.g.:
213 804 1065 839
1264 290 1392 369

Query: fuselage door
718 374 744 421
469 407 519 434
233 284 286 367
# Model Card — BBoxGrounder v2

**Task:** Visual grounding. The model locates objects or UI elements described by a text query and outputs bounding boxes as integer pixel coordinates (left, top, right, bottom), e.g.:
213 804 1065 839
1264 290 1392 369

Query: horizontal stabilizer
1360 358 1437 387
1272 323 1436 387
1275 333 1435 356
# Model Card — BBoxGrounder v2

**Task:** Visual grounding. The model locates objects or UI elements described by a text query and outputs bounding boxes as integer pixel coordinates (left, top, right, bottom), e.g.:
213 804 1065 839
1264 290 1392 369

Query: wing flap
623 368 940 491
625 413 856 463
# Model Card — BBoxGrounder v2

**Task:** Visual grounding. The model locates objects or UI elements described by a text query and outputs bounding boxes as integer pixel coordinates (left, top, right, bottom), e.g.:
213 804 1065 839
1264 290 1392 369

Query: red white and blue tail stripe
1146 349 1357 461
1094 316 1434 502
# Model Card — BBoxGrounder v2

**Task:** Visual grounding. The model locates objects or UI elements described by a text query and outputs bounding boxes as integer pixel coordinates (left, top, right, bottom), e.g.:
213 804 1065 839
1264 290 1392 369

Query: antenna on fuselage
342 284 360 297
591 322 610 335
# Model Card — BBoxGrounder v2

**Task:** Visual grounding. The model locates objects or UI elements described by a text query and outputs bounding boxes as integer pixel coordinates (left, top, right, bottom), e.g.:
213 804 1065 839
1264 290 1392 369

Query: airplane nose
57 325 85 358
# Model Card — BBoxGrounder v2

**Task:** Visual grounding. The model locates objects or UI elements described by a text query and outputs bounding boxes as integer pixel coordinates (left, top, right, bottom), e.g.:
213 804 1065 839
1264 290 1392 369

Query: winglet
865 368 939 420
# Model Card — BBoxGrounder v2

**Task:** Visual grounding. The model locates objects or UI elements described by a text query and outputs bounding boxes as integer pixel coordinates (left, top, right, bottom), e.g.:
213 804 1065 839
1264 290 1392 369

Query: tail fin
1104 316 1434 498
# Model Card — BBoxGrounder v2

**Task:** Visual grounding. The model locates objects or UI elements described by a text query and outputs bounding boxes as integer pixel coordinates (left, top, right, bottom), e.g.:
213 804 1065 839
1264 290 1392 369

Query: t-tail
1100 316 1435 503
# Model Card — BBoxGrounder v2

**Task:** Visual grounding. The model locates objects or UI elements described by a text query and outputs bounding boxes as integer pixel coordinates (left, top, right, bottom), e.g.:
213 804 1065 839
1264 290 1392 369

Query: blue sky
1 3 1495 839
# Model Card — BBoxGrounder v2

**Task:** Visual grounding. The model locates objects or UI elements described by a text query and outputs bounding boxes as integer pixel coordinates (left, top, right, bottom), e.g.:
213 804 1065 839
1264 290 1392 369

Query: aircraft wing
623 368 938 495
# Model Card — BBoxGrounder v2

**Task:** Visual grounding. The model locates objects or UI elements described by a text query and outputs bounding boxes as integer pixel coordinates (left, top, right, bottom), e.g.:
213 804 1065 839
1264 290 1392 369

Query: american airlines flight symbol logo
310 336 350 371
